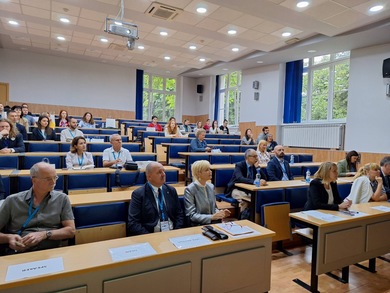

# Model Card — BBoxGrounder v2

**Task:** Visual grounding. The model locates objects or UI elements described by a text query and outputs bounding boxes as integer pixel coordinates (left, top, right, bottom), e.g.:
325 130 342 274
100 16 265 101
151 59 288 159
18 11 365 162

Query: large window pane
311 67 329 120
143 74 149 88
313 54 330 65
152 93 164 119
166 78 176 92
152 76 163 90
143 92 150 119
332 62 349 119
165 94 175 119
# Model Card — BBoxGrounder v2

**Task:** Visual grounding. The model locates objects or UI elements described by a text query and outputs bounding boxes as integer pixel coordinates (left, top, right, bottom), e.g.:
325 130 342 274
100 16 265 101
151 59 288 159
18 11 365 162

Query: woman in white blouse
65 136 94 169
164 117 182 137
256 139 271 164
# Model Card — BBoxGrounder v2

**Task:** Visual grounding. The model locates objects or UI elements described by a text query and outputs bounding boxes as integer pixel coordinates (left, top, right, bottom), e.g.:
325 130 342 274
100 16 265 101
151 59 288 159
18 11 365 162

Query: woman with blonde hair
256 139 271 164
304 162 352 211
184 160 230 225
346 163 388 203
164 117 182 137
65 136 94 169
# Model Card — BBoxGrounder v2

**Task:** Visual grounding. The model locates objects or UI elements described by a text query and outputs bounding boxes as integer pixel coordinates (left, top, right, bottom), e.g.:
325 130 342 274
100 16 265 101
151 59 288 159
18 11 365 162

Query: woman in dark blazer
31 115 56 141
304 162 352 211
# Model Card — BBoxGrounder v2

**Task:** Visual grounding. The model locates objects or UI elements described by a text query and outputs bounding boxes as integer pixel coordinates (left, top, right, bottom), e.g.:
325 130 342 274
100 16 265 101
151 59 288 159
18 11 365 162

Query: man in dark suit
266 145 294 181
7 110 27 140
225 149 267 199
380 156 390 198
127 162 184 235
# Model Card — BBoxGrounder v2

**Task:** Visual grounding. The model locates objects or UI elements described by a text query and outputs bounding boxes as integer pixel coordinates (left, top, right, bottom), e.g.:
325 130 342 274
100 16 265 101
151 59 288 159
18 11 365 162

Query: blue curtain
213 75 220 121
283 60 303 123
135 69 144 120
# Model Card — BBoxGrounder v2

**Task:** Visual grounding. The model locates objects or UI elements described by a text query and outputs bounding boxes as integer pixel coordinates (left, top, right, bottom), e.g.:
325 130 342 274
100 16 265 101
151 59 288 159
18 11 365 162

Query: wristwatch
46 230 52 240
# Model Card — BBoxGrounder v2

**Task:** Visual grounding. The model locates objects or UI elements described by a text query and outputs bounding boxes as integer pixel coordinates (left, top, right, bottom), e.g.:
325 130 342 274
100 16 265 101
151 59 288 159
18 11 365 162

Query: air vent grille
145 2 182 20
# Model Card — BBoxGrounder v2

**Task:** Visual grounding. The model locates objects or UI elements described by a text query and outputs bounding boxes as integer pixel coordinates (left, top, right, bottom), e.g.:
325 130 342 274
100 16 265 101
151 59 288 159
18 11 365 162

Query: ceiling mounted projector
105 18 139 49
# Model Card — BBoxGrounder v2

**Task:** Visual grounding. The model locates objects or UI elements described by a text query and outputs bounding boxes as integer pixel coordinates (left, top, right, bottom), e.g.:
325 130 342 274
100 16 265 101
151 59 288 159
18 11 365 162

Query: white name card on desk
109 242 157 262
371 205 390 212
169 234 211 249
303 211 346 222
6 257 64 282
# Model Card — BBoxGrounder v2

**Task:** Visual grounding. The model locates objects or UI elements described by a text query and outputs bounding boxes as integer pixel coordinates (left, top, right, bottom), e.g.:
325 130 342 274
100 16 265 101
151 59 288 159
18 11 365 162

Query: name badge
160 221 170 232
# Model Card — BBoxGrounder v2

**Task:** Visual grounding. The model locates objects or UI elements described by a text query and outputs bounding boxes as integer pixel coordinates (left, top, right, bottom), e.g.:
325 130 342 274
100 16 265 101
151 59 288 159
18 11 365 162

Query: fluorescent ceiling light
232 47 239 52
369 5 384 12
57 36 65 41
282 32 292 37
8 20 19 25
164 56 171 60
138 45 145 50
228 30 237 35
60 18 70 23
297 1 309 8
189 45 197 50
100 38 108 43
197 7 207 14
160 31 168 36
199 58 206 62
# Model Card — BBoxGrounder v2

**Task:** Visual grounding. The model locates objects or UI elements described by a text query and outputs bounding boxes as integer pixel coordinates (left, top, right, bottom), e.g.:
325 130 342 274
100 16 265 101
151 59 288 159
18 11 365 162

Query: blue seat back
169 144 189 159
165 169 178 184
285 187 308 211
68 174 107 190
132 154 157 161
100 129 119 135
1 176 10 198
290 166 303 177
299 154 313 162
0 156 18 169
73 202 127 229
285 155 300 163
88 143 109 152
240 145 256 152
122 143 140 152
80 129 99 135
337 183 352 200
23 156 62 169
18 175 64 192
303 166 319 176
210 154 230 165
207 138 219 144
109 172 145 189
28 142 59 152
221 145 240 153
230 154 245 164
255 189 284 213
214 169 234 188
59 143 71 152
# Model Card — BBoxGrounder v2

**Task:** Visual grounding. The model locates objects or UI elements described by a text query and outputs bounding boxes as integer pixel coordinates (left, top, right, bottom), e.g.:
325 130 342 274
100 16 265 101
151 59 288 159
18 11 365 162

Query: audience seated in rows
219 119 229 134
180 119 192 133
127 162 184 235
60 117 84 142
78 112 96 128
0 162 75 255
304 162 352 211
0 118 25 153
102 134 132 168
184 160 230 226
65 136 94 169
21 106 37 127
346 163 388 204
380 156 390 198
241 128 255 145
337 150 359 177
31 115 56 141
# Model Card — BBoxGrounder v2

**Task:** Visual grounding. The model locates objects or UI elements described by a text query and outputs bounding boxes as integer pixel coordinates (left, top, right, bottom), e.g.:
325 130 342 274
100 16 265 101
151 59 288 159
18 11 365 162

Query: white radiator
281 124 345 149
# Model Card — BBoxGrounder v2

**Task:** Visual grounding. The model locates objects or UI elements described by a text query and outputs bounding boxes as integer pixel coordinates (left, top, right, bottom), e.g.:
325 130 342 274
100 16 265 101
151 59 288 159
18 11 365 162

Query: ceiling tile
252 20 284 34
51 26 73 36
32 42 50 49
52 1 81 17
21 5 50 19
72 31 94 40
217 24 247 36
71 36 93 45
190 35 215 46
323 9 366 28
238 29 265 41
209 6 243 22
208 39 230 49
231 14 265 29
51 12 78 24
20 0 50 10
257 34 282 45
80 8 108 22
333 0 368 8
28 27 50 37
196 17 225 31
174 11 203 26
77 18 103 30
0 2 22 13
197 45 219 54
304 1 348 20
26 22 50 31
162 37 186 46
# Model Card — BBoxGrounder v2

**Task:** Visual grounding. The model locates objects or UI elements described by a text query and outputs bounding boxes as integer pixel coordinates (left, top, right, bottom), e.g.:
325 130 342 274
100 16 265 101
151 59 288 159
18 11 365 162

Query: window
219 71 242 126
301 51 349 122
143 73 176 121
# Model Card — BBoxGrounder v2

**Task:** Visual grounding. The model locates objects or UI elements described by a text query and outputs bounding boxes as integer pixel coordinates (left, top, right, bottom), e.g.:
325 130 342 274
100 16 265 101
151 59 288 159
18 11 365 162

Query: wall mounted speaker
197 84 204 94
253 81 259 89
383 58 390 78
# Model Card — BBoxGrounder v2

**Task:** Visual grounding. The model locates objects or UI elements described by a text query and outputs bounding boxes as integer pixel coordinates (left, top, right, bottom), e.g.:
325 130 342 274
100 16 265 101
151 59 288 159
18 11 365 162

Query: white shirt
347 176 373 204
102 147 133 167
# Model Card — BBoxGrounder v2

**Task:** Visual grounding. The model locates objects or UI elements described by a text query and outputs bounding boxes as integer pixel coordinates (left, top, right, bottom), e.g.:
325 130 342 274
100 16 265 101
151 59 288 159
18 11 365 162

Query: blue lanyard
113 151 121 160
77 153 84 166
68 129 75 138
18 196 40 235
148 183 166 221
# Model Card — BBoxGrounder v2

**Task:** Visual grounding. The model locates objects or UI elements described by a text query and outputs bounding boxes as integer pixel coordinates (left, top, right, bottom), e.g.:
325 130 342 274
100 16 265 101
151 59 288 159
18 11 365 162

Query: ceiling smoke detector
146 2 182 20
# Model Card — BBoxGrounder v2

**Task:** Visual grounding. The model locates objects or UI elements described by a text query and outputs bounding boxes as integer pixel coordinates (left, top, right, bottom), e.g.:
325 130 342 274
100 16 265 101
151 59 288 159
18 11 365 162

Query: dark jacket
380 170 390 198
127 183 184 235
16 123 27 140
304 178 341 211
0 174 5 200
31 128 56 141
0 133 25 153
225 160 267 197
266 156 294 181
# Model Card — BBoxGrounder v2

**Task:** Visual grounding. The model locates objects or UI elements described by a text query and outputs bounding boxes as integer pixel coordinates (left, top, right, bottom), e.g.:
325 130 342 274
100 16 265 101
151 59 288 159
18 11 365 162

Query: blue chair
67 174 107 193
18 175 64 192
100 129 120 135
303 166 319 176
255 189 285 213
80 129 100 135
168 144 189 163
285 187 309 211
210 154 230 164
153 137 171 152
59 143 71 152
88 143 109 152
221 145 240 153
174 138 190 144
299 154 313 162
23 156 62 169
0 156 18 169
27 142 59 152
290 166 304 177
132 154 157 161
240 145 256 152
338 183 352 200
214 169 239 215
230 154 245 164
207 138 219 144
122 143 141 152
187 154 209 183
109 171 145 190
165 169 178 184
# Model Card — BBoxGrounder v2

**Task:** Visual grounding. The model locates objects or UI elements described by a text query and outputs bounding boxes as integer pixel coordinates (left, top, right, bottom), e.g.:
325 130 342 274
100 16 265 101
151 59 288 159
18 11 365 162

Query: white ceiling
1 0 390 77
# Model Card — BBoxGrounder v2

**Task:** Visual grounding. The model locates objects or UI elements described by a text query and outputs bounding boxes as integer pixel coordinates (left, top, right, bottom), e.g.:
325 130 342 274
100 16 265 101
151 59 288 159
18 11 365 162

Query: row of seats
23 141 139 152
0 152 155 170
27 132 125 142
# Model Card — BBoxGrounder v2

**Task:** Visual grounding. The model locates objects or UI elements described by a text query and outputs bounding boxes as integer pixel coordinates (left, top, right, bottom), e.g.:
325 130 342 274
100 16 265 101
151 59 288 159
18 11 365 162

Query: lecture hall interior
0 0 390 292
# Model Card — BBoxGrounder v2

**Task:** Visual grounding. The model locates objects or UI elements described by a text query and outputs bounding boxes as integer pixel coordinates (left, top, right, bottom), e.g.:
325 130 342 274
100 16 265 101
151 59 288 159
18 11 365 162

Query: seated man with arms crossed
60 117 84 142
127 162 184 235
266 145 294 181
103 134 133 168
0 162 75 255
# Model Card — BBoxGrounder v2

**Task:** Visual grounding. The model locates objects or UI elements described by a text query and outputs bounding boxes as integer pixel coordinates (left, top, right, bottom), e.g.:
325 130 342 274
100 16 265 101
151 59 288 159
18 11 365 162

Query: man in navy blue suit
127 162 184 235
266 145 294 181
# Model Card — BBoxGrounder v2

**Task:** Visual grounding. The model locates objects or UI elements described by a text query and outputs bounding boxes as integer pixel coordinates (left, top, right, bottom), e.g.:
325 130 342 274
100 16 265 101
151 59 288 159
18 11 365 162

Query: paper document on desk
303 211 346 222
169 234 211 249
6 257 64 282
72 164 95 170
109 242 157 262
371 205 390 212
216 223 255 236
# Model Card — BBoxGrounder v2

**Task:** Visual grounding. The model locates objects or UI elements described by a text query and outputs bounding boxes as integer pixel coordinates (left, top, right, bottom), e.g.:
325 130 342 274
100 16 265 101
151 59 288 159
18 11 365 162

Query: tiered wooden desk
290 202 390 292
0 220 275 293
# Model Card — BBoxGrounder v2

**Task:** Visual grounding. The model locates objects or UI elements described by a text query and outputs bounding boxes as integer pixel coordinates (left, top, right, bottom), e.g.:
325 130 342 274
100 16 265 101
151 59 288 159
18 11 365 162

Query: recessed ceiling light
197 7 207 14
59 17 70 23
164 56 171 60
369 5 384 12
232 47 239 52
297 1 309 8
189 45 197 50
160 31 168 36
256 61 263 64
308 49 316 53
100 38 108 43
222 68 228 71
8 20 19 25
57 36 65 41
138 45 145 50
227 29 237 35
282 32 292 37
199 58 206 62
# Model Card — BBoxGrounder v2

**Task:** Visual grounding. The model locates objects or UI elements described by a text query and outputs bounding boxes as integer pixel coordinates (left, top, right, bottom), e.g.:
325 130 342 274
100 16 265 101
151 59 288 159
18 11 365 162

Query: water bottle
305 169 311 183
254 169 261 187
290 154 294 165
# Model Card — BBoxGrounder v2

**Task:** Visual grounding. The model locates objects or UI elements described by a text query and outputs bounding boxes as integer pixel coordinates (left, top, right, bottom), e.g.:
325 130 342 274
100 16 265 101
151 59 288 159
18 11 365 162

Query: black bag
123 162 138 170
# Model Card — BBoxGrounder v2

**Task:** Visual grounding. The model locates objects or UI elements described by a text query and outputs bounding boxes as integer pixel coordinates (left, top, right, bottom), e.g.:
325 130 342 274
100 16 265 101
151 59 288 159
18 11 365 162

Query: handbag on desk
123 162 138 170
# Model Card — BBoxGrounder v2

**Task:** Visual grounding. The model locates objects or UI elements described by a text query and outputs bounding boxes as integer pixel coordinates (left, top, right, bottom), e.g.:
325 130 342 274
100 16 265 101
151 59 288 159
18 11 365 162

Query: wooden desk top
210 162 323 170
289 202 390 228
0 220 274 289
0 170 17 176
69 186 187 206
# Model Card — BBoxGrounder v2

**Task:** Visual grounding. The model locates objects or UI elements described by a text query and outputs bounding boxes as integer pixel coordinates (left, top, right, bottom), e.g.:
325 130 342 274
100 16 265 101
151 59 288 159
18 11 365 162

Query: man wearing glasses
0 162 75 255
103 134 133 167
